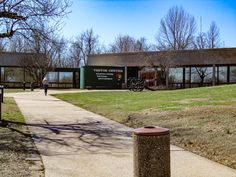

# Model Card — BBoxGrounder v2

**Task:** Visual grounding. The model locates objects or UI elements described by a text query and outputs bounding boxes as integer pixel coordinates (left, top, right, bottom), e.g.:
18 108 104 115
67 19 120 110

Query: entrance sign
85 66 125 89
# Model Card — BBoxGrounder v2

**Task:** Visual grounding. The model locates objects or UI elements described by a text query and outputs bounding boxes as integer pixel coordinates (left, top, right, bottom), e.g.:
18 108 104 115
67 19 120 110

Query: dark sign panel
85 66 125 89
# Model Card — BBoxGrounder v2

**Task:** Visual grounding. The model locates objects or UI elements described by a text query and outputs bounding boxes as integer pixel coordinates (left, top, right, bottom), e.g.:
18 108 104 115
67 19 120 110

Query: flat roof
88 48 236 67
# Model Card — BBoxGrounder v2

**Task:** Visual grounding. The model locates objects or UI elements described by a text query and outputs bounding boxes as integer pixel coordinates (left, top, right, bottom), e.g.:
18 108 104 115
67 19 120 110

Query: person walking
42 77 49 96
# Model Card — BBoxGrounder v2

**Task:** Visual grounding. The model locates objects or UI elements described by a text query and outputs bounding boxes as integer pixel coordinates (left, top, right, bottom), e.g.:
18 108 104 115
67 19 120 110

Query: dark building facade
0 52 80 88
87 48 236 88
2 49 236 89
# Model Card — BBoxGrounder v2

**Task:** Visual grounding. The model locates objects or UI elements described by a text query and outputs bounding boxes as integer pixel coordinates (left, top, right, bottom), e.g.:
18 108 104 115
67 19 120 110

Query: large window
59 72 73 88
217 66 227 84
0 67 77 88
59 72 73 83
46 71 74 88
230 66 236 83
4 67 24 82
169 68 183 83
25 68 40 82
47 72 58 87
191 67 213 84
47 72 58 82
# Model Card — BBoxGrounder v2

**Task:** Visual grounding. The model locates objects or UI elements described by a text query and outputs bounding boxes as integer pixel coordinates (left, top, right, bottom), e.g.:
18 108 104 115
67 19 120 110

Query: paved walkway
9 90 236 177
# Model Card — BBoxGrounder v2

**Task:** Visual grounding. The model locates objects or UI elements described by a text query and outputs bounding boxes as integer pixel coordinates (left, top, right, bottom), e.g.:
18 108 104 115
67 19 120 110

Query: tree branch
0 11 26 20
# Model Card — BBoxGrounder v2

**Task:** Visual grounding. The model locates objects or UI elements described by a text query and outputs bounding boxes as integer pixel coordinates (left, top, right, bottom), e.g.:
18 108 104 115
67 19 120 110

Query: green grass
53 84 236 122
2 97 25 127
4 89 30 93
53 84 236 169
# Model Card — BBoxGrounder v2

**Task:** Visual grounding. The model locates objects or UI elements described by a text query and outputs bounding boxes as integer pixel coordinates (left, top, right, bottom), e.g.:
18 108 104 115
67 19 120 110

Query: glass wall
25 69 40 83
217 66 227 84
191 67 213 87
3 67 24 87
47 72 59 87
4 67 24 82
230 66 236 83
0 67 78 88
169 68 183 83
59 72 73 88
169 68 183 88
46 71 74 88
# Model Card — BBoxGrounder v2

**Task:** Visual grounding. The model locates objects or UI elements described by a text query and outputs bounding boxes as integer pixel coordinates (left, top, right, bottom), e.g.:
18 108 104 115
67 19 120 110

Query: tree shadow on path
1 120 133 156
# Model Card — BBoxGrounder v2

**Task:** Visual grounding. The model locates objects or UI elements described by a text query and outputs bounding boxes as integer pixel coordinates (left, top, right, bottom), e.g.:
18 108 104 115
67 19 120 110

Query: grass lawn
53 84 236 169
2 97 25 127
4 89 30 93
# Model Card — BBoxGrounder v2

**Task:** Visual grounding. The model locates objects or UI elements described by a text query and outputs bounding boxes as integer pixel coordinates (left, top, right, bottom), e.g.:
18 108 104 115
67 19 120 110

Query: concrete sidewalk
11 90 236 177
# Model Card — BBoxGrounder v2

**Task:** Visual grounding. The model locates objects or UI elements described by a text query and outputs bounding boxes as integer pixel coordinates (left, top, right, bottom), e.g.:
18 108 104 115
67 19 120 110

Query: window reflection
169 68 183 83
191 67 212 83
217 66 227 83
4 67 24 82
59 72 73 83
230 66 236 83
47 72 58 82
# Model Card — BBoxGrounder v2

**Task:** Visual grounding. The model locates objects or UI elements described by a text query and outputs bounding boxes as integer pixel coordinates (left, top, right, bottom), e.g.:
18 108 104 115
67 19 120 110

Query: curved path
7 90 236 177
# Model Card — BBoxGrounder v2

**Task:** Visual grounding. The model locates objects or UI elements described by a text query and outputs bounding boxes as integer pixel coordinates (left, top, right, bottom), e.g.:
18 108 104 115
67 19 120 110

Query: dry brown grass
126 106 236 169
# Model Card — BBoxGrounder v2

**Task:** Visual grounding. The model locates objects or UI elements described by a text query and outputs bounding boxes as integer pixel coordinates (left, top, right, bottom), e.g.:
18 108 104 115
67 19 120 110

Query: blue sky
62 0 236 47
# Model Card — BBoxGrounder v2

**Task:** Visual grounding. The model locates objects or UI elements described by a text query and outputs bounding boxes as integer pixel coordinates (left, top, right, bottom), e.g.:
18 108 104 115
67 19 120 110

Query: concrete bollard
133 126 170 177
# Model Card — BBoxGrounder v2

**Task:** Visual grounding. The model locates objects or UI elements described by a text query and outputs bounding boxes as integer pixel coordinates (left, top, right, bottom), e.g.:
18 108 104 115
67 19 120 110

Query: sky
61 0 236 47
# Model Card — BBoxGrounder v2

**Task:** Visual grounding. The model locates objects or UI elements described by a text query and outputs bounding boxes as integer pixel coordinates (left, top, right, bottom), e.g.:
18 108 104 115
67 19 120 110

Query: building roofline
88 47 236 57
0 51 44 55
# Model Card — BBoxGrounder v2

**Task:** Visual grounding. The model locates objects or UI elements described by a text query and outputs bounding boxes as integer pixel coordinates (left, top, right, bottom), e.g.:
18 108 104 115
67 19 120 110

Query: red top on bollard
133 126 170 136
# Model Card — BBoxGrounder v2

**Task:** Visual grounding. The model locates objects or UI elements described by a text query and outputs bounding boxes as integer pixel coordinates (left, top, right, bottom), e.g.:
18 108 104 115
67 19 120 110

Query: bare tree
0 39 6 52
157 6 196 50
70 29 100 66
8 35 27 52
0 0 71 39
194 32 207 49
21 53 49 86
50 37 69 68
109 35 150 53
191 38 214 86
9 25 69 86
207 21 221 48
192 22 221 86
109 35 135 53
193 66 213 86
134 37 151 52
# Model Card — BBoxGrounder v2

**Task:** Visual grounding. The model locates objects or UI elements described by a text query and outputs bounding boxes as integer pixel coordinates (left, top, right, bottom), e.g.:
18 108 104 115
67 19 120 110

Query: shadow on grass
0 122 36 155
1 120 132 156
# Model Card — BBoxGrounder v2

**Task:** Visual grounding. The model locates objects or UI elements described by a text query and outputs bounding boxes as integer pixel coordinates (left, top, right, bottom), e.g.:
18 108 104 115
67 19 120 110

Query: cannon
127 77 145 92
